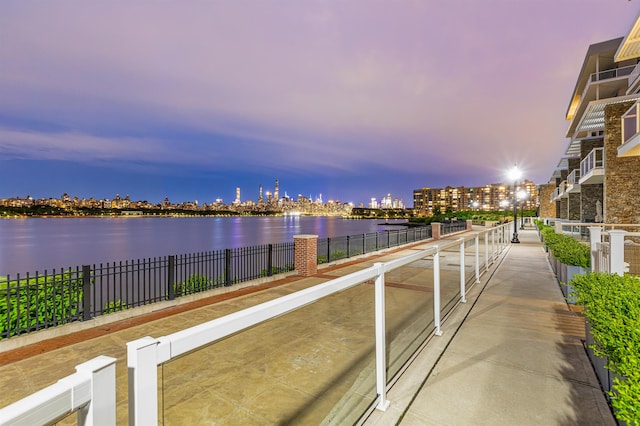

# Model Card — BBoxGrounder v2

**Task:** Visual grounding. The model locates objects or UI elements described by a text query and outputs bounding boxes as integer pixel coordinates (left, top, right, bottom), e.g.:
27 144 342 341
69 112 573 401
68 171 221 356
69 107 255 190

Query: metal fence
317 226 433 263
0 242 294 340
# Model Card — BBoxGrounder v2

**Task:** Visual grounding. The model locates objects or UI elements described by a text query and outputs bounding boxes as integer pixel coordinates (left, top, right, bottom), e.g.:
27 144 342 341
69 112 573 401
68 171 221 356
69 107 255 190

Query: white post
459 240 466 303
588 226 602 272
127 336 160 425
474 235 480 283
373 263 390 411
555 221 563 234
609 230 627 276
75 356 117 426
491 229 495 263
433 248 443 336
484 232 489 271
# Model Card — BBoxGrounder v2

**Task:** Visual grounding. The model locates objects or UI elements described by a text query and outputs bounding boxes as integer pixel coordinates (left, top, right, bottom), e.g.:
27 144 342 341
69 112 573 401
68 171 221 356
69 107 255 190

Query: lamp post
508 166 521 243
472 201 479 211
518 190 527 230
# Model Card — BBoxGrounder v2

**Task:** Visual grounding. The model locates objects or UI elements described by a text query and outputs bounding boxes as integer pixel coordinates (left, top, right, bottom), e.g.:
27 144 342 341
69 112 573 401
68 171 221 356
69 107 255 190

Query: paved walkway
365 228 615 425
0 228 615 425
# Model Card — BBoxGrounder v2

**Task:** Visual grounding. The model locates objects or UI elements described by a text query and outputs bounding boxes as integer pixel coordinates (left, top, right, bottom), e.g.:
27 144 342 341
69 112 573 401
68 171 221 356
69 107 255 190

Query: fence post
373 262 390 411
167 255 175 300
433 247 443 336
225 249 232 286
75 355 117 425
588 227 602 273
268 244 273 276
294 235 318 276
327 237 331 263
459 239 466 303
432 222 441 240
347 235 351 258
363 233 366 254
82 265 91 321
474 235 480 283
609 230 627 276
555 221 563 234
127 336 159 425
484 232 489 271
375 233 379 251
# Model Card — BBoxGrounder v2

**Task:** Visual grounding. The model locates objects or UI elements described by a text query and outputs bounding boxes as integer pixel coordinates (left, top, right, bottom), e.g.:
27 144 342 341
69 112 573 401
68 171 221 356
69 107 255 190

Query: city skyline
1 2 638 205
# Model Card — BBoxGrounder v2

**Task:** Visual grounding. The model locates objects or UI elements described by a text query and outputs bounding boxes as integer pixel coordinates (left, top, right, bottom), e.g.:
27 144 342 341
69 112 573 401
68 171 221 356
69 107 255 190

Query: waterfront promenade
0 227 614 424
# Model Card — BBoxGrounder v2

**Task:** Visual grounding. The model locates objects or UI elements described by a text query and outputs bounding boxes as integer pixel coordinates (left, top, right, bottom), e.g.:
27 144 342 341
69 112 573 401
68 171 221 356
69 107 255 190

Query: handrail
127 224 511 423
0 356 116 426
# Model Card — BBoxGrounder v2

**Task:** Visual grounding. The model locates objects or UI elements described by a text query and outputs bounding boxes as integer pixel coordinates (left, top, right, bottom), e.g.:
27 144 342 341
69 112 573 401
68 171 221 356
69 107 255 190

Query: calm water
0 216 407 276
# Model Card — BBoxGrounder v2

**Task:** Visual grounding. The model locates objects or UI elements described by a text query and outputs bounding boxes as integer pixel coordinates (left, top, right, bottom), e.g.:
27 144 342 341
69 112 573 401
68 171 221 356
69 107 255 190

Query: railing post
363 233 366 254
267 244 273 276
387 230 390 248
555 221 563 234
484 232 489 271
474 235 480 283
327 237 331 263
347 235 351 258
459 239 466 303
433 247 443 336
167 255 175 300
225 249 232 286
491 229 495 263
588 227 602 272
373 262 390 411
127 337 159 425
75 356 117 426
609 230 627 276
82 265 91 321
375 233 379 251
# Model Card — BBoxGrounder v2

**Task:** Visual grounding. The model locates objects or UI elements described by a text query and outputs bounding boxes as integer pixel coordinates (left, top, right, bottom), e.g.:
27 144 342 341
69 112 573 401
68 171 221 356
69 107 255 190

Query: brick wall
604 101 640 224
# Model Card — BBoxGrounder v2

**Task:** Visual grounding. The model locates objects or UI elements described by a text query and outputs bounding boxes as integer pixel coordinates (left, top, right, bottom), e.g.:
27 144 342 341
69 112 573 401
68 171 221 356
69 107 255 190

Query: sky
1 1 638 206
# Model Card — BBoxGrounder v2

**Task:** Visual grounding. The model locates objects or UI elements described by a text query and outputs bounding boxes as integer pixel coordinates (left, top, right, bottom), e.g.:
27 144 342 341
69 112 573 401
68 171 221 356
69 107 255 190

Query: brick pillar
466 220 473 231
432 222 441 240
294 234 318 276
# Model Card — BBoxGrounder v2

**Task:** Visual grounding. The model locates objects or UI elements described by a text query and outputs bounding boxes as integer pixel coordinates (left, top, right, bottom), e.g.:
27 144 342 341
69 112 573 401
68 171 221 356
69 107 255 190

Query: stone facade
604 102 640 224
538 184 556 218
580 137 604 223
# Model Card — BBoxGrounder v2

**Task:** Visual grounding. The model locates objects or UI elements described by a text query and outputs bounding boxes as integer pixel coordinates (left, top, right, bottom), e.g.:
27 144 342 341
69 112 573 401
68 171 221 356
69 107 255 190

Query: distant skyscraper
235 187 241 204
274 179 279 201
259 184 263 203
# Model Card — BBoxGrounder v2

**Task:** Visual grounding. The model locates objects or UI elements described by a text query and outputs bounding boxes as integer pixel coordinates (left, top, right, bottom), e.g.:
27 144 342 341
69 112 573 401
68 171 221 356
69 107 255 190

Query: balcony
565 169 581 193
579 147 605 184
618 101 640 157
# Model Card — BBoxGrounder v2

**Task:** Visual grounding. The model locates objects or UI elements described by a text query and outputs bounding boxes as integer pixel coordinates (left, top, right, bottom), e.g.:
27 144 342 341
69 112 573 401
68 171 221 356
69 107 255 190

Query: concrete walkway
366 228 615 425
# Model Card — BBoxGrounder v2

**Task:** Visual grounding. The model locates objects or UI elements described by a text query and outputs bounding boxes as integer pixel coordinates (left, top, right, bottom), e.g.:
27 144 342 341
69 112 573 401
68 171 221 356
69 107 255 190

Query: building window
622 102 639 144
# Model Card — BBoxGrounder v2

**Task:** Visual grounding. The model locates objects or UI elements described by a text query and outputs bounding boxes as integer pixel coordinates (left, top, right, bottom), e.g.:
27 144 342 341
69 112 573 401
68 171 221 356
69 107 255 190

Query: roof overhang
615 11 640 62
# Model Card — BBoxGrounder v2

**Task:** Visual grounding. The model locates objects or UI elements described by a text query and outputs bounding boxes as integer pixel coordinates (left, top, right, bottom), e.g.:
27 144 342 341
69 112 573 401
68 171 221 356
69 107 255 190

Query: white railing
0 356 116 426
589 64 636 82
580 147 604 180
127 225 510 424
567 169 580 186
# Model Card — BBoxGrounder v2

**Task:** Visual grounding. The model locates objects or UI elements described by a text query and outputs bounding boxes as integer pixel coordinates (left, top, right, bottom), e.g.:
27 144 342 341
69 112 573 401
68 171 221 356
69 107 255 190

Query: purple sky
1 1 638 206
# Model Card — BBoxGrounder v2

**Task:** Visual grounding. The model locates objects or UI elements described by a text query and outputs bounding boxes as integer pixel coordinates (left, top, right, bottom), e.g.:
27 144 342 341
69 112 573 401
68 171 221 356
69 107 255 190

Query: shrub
539 224 590 269
174 274 213 296
0 271 84 339
570 273 640 424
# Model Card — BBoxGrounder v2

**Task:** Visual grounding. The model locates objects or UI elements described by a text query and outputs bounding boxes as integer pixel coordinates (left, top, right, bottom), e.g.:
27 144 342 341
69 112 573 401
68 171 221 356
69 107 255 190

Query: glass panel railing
589 65 636 82
567 169 580 185
160 283 377 425
580 147 604 178
622 103 638 144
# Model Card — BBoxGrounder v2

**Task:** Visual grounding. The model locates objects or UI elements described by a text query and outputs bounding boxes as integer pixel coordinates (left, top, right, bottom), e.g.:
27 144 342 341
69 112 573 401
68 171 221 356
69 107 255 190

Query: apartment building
543 13 640 224
413 180 538 216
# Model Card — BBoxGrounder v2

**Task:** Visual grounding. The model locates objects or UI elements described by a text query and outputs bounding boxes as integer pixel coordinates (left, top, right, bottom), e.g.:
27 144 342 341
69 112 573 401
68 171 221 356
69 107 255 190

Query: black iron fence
317 226 433 263
1 242 294 340
441 221 466 235
0 224 456 340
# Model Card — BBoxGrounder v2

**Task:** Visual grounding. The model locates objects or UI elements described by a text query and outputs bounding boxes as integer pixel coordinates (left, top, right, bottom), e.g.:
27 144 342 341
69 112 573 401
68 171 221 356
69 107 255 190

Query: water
0 216 407 276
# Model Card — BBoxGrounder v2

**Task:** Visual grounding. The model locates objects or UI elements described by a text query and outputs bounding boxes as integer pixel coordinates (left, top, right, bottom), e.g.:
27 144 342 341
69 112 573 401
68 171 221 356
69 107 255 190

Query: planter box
562 265 587 304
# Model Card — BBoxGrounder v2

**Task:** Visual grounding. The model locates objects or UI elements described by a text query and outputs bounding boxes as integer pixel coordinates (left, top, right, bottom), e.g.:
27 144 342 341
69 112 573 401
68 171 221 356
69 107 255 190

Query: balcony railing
579 148 605 185
589 65 636 82
566 169 581 193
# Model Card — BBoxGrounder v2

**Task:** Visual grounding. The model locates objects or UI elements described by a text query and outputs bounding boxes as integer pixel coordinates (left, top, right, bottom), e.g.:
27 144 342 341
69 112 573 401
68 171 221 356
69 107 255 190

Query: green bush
0 272 84 339
570 273 640 424
539 224 590 269
174 274 213 296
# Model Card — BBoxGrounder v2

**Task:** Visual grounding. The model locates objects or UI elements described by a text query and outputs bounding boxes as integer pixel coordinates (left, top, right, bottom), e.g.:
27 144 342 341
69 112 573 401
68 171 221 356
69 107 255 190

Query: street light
518 189 527 230
508 166 521 243
472 201 479 211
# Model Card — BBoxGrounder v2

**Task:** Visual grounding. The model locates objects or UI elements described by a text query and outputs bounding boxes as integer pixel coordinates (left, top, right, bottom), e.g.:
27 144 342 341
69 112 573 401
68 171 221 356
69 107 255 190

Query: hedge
535 221 590 269
570 273 640 425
